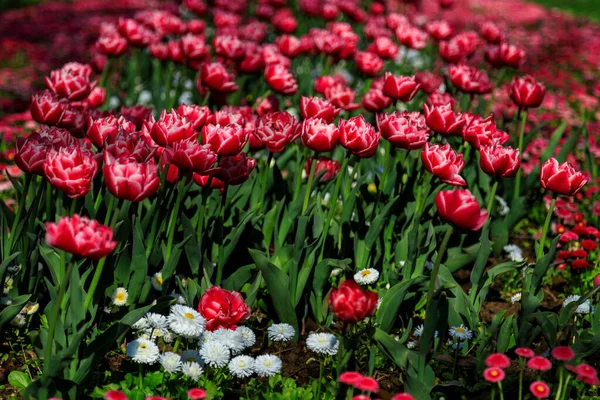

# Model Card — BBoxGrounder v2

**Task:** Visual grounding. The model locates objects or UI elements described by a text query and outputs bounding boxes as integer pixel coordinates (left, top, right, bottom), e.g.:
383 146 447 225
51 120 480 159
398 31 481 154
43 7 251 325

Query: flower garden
1 0 600 399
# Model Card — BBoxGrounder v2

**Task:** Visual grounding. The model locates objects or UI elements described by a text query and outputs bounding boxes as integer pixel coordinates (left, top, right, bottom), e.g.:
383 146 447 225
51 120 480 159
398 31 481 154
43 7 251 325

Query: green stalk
138 364 144 389
165 177 188 260
261 152 274 210
486 181 499 223
196 179 212 246
43 251 74 376
518 359 524 400
425 225 453 312
537 197 556 261
554 367 563 400
172 337 182 353
498 382 505 400
318 155 349 262
302 155 316 214
45 181 52 220
292 147 305 201
6 173 32 255
513 109 528 200
315 358 324 400
214 185 229 285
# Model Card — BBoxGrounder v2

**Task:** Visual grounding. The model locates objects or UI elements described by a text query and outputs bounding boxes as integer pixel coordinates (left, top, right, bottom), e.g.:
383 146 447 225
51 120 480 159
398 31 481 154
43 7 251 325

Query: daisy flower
504 244 524 263
306 332 339 356
228 355 255 378
200 341 230 368
181 361 204 381
167 304 206 338
132 317 149 331
126 338 160 364
563 295 591 314
414 324 424 337
236 326 256 348
449 325 473 340
111 287 128 306
213 328 245 354
511 292 522 304
353 269 380 285
151 272 163 291
254 354 282 377
160 352 182 373
267 323 295 342
181 350 203 364
145 313 168 330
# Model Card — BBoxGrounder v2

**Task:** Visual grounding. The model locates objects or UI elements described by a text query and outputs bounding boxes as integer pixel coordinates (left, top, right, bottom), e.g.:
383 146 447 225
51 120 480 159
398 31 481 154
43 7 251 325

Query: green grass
531 0 600 23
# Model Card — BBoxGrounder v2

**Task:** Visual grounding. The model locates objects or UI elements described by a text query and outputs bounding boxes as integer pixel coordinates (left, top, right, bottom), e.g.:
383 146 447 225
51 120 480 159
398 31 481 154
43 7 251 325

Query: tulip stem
215 184 229 285
43 251 73 377
425 225 453 313
537 197 556 261
318 155 349 262
486 181 499 223
196 181 211 245
6 173 32 255
261 152 274 210
513 109 528 200
302 155 316 214
166 177 187 260
83 256 107 312
292 147 304 201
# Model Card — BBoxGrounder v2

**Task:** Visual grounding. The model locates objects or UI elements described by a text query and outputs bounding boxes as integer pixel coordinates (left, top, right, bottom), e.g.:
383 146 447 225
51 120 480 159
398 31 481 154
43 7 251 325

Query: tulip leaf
377 276 424 333
0 294 30 330
128 221 148 303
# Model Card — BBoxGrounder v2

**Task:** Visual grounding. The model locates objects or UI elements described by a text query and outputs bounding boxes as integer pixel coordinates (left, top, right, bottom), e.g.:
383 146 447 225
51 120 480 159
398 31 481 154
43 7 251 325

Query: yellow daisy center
156 277 163 285
361 270 371 277
184 312 195 319
491 370 498 377
536 385 545 392
456 327 465 333
116 293 125 301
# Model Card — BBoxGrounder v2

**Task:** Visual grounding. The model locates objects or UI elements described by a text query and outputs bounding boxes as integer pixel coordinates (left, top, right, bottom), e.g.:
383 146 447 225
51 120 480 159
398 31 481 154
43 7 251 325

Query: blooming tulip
45 214 116 259
435 189 488 231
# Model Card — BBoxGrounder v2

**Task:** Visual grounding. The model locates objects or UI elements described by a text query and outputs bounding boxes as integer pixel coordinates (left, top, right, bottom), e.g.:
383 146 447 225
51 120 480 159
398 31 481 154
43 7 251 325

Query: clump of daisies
160 352 182 373
268 323 295 342
126 338 160 364
504 244 524 263
563 295 591 314
306 332 339 356
354 268 380 285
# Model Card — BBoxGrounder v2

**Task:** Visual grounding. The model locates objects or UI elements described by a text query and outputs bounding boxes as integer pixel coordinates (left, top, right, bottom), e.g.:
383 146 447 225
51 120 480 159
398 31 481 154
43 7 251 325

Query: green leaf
0 294 31 329
8 370 32 389
128 221 148 303
377 277 424 332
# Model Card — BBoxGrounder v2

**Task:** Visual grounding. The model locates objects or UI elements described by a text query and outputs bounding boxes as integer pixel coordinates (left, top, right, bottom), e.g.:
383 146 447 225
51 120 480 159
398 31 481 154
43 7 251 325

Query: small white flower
504 244 524 263
511 292 522 304
306 332 339 356
235 326 256 348
151 272 163 291
406 340 417 349
268 323 295 342
496 196 510 216
228 355 255 378
11 314 26 327
354 268 380 285
126 338 160 364
254 354 282 377
200 341 230 368
167 304 206 338
111 287 128 306
4 277 14 294
180 350 203 364
330 268 343 277
138 90 152 105
0 297 12 306
108 96 120 109
213 328 245 354
160 352 182 373
181 361 203 381
563 295 591 314
146 313 168 330
169 293 187 304
161 329 175 343
199 330 216 346
414 324 424 337
449 325 473 341
132 317 149 331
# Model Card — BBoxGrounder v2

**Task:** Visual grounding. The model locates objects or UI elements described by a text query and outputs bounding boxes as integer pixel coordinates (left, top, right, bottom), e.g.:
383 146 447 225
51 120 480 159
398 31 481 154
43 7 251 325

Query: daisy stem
315 358 324 400
425 225 453 312
138 363 144 389
560 375 572 400
537 197 556 261
172 337 181 354
498 382 505 400
302 154 317 215
518 359 524 400
491 386 496 400
555 367 563 400
513 109 528 200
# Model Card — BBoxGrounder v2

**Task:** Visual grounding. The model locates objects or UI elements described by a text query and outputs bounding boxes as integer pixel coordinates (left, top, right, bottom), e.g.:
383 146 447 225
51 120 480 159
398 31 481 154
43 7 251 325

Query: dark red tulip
423 103 466 136
15 134 50 175
199 62 238 93
377 111 430 150
177 104 211 130
305 157 340 183
45 62 95 101
213 153 257 186
510 75 546 108
328 280 378 323
214 35 245 59
463 115 509 149
104 157 160 202
301 117 339 153
254 111 299 153
151 109 195 147
422 143 466 186
300 96 340 123
201 123 248 156
30 90 66 126
480 144 520 178
540 158 588 196
339 115 380 158
448 64 492 94
436 189 488 231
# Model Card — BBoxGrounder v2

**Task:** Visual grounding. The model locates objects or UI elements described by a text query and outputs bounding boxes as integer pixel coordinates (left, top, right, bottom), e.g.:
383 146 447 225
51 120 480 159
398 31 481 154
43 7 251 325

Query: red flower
422 143 467 186
104 390 128 400
314 75 345 95
529 381 550 399
276 35 304 58
305 157 340 183
510 75 546 109
300 96 340 123
354 377 380 392
480 145 520 178
485 353 511 369
415 71 444 94
581 240 597 251
423 103 466 136
46 63 95 101
392 394 415 400
264 64 298 95
30 90 66 126
301 117 339 153
328 280 378 323
448 64 492 94
96 34 128 57
527 356 552 371
480 21 504 44
483 367 505 383
435 189 488 231
187 388 207 400
382 73 420 102
371 36 399 60
199 62 238 93
515 348 535 358
377 111 430 150
214 35 245 59
151 109 195 147
463 115 509 149
202 123 248 156
178 104 211 130
87 115 136 148
426 20 453 41
213 153 257 186
551 346 574 361
45 214 116 259
427 91 455 108
104 157 160 202
193 173 225 190
339 115 380 158
44 147 98 198
499 42 525 68
540 158 588 196
573 364 598 379
355 52 384 76
15 134 50 175
198 286 251 331
362 88 393 112
339 371 363 385
181 34 210 61
325 85 360 111
396 25 428 50
163 140 217 173
254 111 298 153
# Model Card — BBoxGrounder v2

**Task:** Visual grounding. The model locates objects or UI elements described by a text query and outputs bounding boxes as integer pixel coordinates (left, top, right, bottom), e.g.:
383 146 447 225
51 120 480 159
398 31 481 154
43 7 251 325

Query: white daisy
267 323 295 342
169 293 187 304
406 340 417 349
306 332 339 356
563 295 591 314
180 350 203 364
160 352 182 373
151 272 163 291
228 355 255 378
132 316 149 331
146 313 168 330
354 268 380 285
181 361 203 381
200 341 230 368
11 314 26 327
161 329 175 343
167 304 206 338
448 325 473 341
414 324 424 337
511 292 522 304
504 244 524 263
213 328 245 354
126 338 160 364
111 287 128 306
496 195 509 216
199 330 216 346
254 354 282 377
235 326 256 348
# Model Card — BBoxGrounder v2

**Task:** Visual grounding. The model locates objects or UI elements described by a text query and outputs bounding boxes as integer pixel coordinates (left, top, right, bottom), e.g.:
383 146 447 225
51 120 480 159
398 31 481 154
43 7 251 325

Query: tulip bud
213 153 257 186
382 73 420 102
422 143 467 186
510 75 545 109
480 145 520 178
436 189 488 231
264 64 298 95
423 103 466 136
301 117 339 153
377 111 430 150
305 157 340 183
328 280 378 323
339 115 380 158
30 90 66 126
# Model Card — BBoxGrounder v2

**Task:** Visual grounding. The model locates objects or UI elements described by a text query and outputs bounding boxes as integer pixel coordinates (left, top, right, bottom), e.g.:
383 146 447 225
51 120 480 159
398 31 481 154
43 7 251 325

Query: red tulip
422 143 466 186
264 64 298 95
163 139 217 173
510 75 546 108
300 96 340 123
201 123 248 156
305 157 340 183
254 111 298 153
499 42 525 68
423 103 466 136
121 105 152 129
15 134 50 175
180 34 210 61
328 280 378 323
44 146 98 198
193 173 225 190
104 157 160 202
463 115 509 149
426 20 453 41
371 36 399 59
382 73 420 102
104 131 156 163
301 117 339 153
540 158 587 196
427 91 456 108
177 104 211 130
480 145 520 178
276 35 304 58
199 62 238 93
314 75 345 95
362 88 393 112
396 25 428 50
208 110 246 126
96 34 128 56
355 52 384 76
149 42 169 60
213 153 257 186
87 115 136 148
414 72 444 94
448 64 492 94
151 109 195 147
480 21 504 44
377 111 430 150
435 189 488 231
118 17 155 47
198 286 251 331
272 8 297 33
213 35 244 59
30 90 66 126
45 215 116 259
324 84 360 111
45 63 95 101
339 115 380 158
